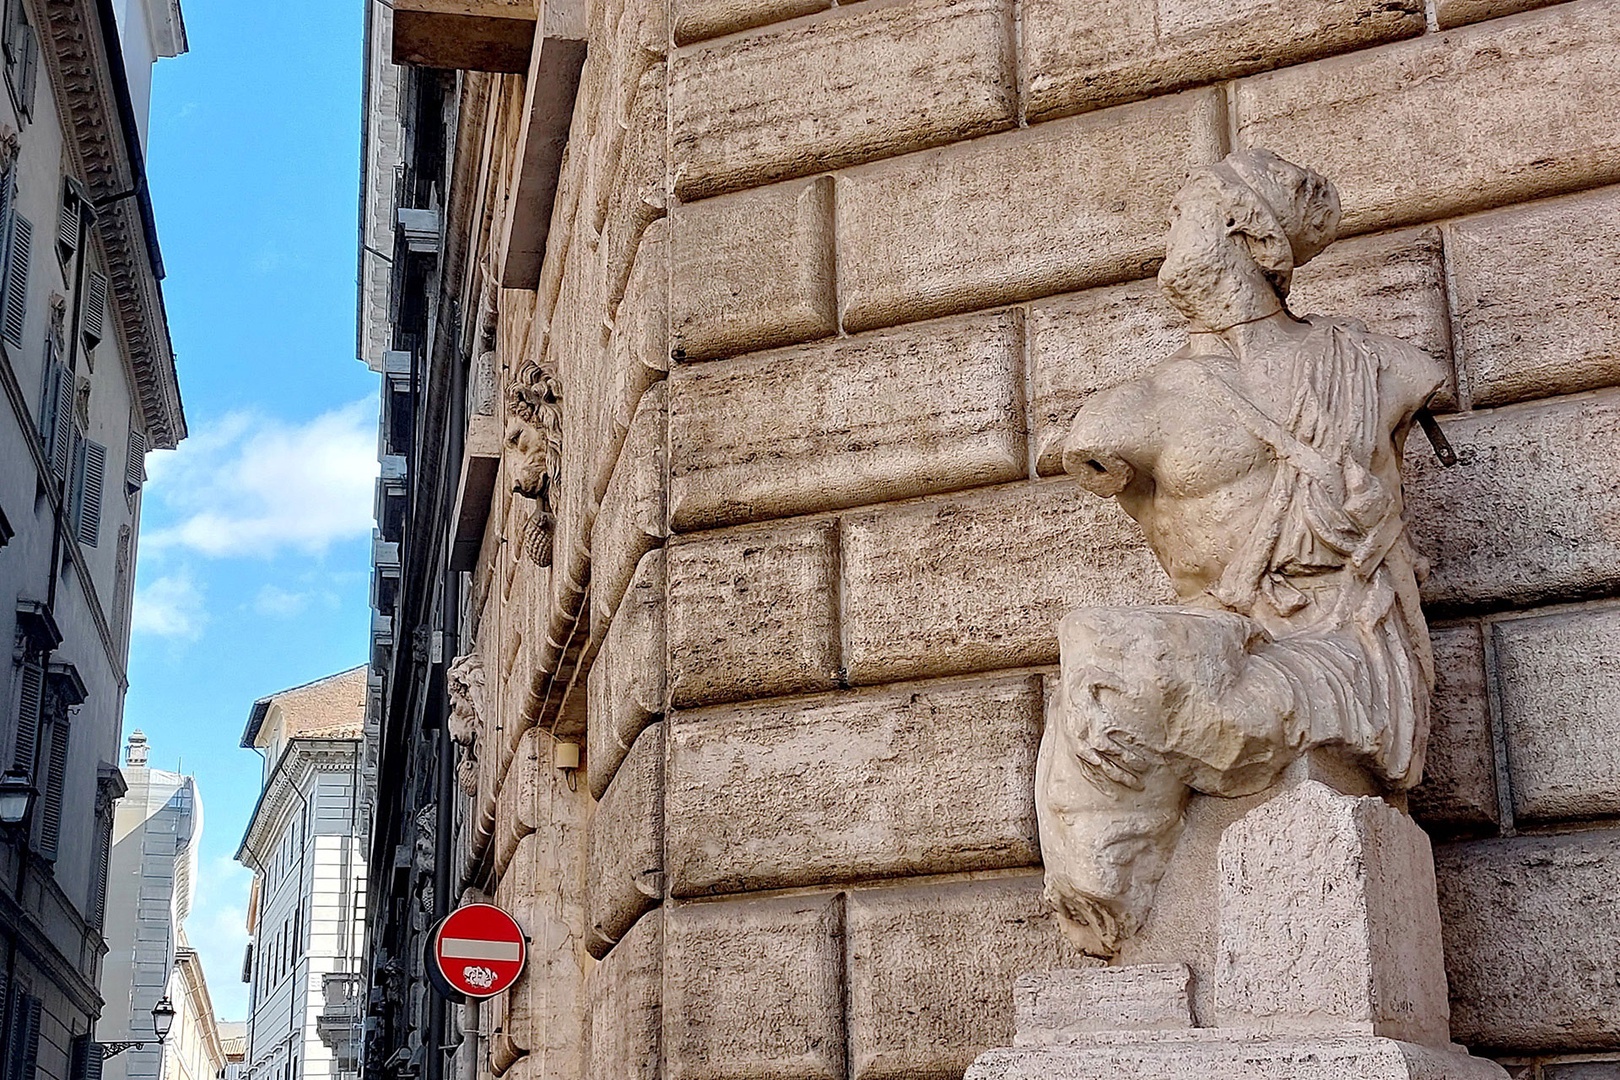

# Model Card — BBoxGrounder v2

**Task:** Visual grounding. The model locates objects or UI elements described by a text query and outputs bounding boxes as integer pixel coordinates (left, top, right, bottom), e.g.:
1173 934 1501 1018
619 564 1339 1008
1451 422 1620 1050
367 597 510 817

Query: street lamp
0 770 36 826
152 997 176 1044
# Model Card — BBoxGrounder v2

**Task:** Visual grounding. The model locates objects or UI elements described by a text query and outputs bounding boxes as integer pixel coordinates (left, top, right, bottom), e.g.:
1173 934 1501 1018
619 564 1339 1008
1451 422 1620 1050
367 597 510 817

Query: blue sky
124 1 376 1020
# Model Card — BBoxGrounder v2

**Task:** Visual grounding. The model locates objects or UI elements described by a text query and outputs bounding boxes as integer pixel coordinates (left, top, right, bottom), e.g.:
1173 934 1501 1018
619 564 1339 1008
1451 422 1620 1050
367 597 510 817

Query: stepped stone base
969 1032 1509 1080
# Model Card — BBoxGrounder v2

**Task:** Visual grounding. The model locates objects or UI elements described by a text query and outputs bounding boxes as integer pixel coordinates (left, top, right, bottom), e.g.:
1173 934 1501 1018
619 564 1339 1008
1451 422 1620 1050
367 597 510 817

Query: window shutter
2 0 20 65
15 21 35 121
69 431 86 531
12 659 42 777
36 718 67 859
51 365 72 482
82 271 107 346
78 440 105 546
57 186 79 260
89 813 112 928
125 428 146 493
6 994 41 1080
2 211 31 345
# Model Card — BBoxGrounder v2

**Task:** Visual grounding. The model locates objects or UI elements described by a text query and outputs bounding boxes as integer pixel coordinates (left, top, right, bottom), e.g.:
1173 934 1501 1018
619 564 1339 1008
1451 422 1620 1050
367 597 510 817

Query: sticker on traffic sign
428 903 527 999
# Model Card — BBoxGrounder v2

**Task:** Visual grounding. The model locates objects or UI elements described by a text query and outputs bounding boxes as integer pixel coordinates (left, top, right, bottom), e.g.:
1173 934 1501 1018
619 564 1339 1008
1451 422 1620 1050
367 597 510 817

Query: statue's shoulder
1299 314 1446 409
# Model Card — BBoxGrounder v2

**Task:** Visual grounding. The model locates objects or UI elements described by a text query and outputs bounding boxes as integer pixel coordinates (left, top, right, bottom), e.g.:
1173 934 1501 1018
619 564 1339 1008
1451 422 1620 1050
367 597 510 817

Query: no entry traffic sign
427 903 528 999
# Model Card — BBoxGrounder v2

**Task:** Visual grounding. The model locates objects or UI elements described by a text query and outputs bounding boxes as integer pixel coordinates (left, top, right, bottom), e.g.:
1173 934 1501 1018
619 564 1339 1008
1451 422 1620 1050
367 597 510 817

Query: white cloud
132 572 207 640
183 855 253 1021
145 398 379 559
254 584 312 618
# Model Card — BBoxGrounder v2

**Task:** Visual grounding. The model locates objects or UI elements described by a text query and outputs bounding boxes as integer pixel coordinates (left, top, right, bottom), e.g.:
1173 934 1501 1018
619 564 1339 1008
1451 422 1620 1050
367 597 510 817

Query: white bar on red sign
440 937 523 962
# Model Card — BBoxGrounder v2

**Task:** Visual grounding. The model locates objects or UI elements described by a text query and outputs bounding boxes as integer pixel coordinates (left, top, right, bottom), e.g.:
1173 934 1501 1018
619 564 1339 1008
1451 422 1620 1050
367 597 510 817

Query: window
70 435 107 547
11 656 42 779
1 0 37 123
2 989 42 1080
33 708 68 859
1 191 30 347
57 180 83 265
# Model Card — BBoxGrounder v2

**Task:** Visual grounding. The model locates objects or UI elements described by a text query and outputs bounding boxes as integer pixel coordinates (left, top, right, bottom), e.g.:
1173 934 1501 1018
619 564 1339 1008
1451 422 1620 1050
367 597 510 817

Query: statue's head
1159 149 1341 327
504 360 561 501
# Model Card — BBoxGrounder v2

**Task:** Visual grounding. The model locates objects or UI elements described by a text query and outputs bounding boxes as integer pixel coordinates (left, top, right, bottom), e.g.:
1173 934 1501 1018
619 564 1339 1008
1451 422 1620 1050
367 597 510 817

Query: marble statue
504 358 563 566
1039 149 1446 954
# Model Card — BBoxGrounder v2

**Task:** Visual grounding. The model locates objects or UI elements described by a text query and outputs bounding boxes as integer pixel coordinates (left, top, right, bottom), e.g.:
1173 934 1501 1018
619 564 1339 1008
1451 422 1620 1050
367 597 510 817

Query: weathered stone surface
592 382 667 627
967 1035 1511 1079
664 893 845 1080
840 480 1171 685
587 909 660 1080
1542 1064 1620 1080
587 723 663 957
494 727 544 876
836 88 1225 333
671 176 836 363
588 549 666 800
666 519 841 706
592 218 669 505
1022 0 1421 123
673 0 827 45
1216 783 1450 1046
1234 2 1620 235
1448 187 1620 409
1029 227 1453 474
666 674 1042 896
1435 0 1564 28
494 783 590 1065
1406 394 1620 610
603 63 667 313
1014 966 1190 1045
670 311 1027 530
672 0 1015 200
1437 832 1620 1051
847 875 1099 1079
1494 606 1620 823
1410 622 1499 833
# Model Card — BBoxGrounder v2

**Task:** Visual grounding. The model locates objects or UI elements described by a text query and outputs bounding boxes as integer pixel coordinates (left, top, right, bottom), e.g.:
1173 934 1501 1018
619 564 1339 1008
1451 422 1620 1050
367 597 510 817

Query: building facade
236 670 368 1080
162 942 228 1080
98 731 200 1080
0 0 185 1077
361 0 1620 1078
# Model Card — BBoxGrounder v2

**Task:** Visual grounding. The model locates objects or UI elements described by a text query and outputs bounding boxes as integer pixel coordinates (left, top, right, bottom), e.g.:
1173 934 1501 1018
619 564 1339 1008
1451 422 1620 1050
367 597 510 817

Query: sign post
426 903 528 1000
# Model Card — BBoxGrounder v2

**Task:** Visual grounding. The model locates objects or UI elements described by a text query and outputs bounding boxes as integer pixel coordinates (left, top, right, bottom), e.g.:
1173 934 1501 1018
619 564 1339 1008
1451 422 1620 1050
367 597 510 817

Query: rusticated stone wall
458 1 1620 1078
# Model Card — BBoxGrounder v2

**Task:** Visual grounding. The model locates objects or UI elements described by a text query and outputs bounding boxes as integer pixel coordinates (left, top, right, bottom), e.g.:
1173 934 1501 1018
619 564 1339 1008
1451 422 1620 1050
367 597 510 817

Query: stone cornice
37 0 185 448
236 739 360 869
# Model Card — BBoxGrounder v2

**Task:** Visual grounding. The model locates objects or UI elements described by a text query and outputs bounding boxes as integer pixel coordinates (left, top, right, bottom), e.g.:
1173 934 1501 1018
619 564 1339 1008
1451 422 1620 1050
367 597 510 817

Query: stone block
1014 966 1191 1044
1543 1064 1620 1080
664 892 845 1080
1216 783 1450 1047
603 63 667 314
1410 622 1499 833
669 311 1027 530
1494 606 1620 823
494 727 544 877
847 875 1100 1079
665 519 841 707
594 219 668 505
495 795 590 1066
1028 228 1453 474
1447 187 1620 409
592 382 667 627
1233 2 1620 236
839 480 1172 686
671 176 836 362
588 549 666 800
1436 832 1620 1051
587 909 660 1080
1435 0 1564 29
671 0 1015 199
1406 394 1620 610
1022 0 1421 124
966 1035 1512 1079
673 0 827 44
836 88 1226 333
666 674 1042 896
587 723 663 957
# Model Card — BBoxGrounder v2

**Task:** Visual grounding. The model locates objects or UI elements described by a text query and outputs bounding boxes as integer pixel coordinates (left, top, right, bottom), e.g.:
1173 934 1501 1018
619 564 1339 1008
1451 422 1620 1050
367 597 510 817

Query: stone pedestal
968 783 1509 1080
